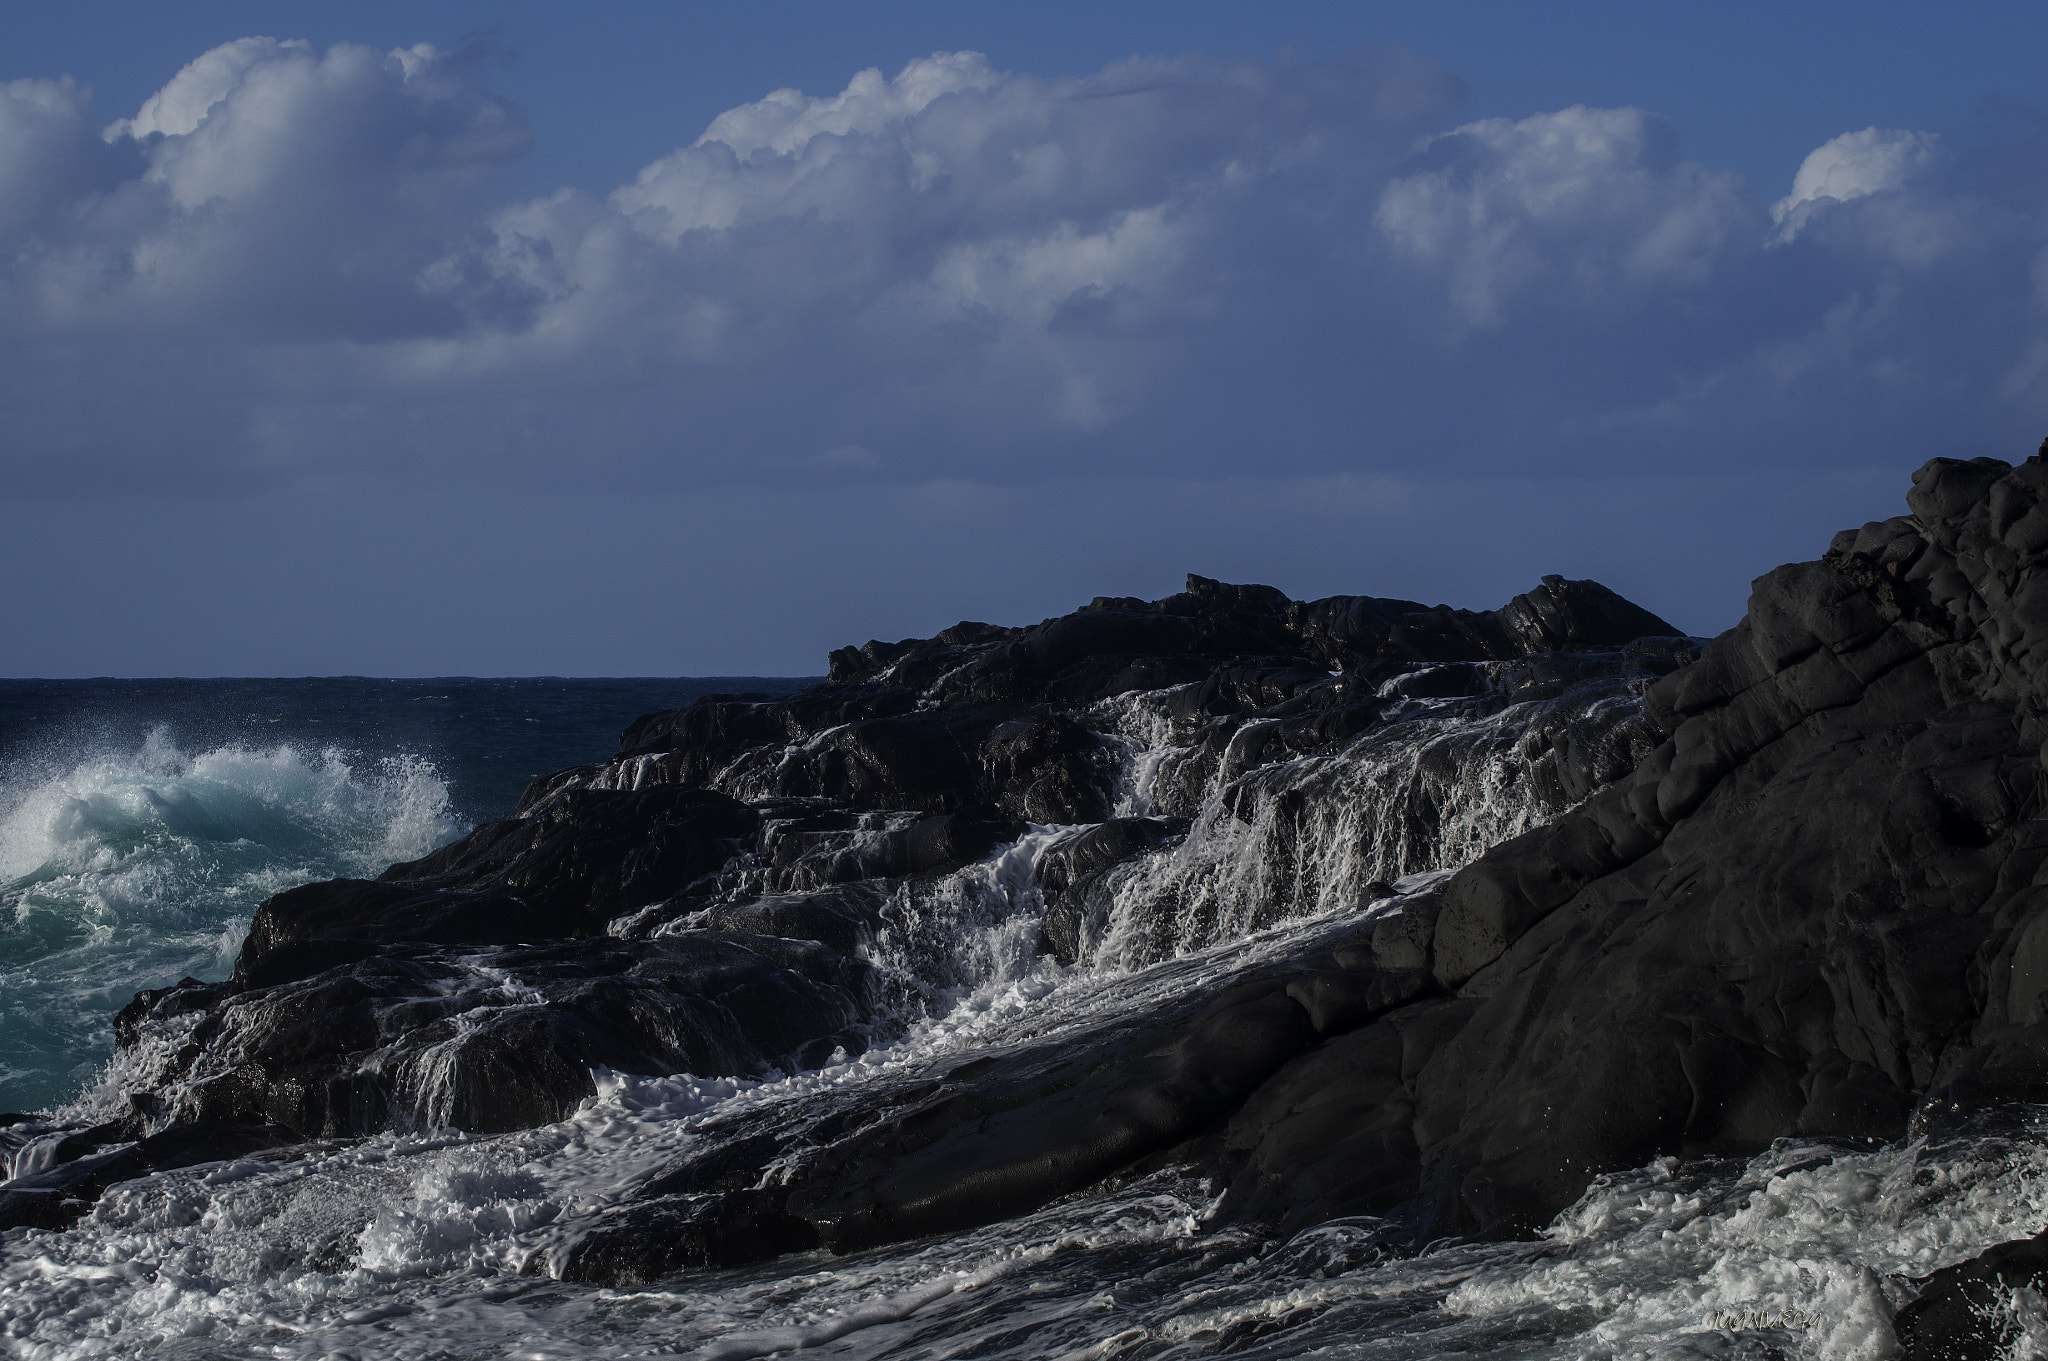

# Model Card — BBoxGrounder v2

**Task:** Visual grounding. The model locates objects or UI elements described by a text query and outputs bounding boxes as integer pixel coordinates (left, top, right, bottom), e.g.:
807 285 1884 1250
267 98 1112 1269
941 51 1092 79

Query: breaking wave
0 729 460 1114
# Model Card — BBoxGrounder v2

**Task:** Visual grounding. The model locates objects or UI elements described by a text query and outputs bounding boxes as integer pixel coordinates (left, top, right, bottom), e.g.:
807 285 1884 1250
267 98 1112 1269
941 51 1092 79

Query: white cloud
0 38 2045 514
694 50 1001 159
6 38 530 352
1764 126 1978 268
1374 106 1751 329
1772 128 1942 227
102 37 310 141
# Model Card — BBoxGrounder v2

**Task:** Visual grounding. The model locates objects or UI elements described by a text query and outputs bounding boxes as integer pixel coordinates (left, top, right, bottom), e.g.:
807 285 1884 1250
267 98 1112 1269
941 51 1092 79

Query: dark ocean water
0 677 817 1115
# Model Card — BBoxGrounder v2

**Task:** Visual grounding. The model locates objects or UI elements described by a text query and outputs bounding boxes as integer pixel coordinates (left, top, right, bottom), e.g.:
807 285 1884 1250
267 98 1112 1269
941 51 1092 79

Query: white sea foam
1433 1124 2048 1360
5 879 2046 1360
7 671 2032 1360
1088 687 1183 819
0 730 461 1114
15 925 2046 1361
866 823 1072 1005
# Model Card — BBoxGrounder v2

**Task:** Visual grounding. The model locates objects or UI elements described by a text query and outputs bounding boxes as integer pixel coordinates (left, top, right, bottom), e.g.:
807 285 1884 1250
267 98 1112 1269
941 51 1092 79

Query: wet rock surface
1373 455 2048 1246
112 936 877 1145
1892 1228 2048 1359
44 451 2048 1351
0 1120 299 1232
63 568 1657 1153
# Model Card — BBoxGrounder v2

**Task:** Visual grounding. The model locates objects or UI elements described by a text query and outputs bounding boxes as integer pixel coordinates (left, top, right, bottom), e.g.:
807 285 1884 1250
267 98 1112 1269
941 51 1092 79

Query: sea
2 677 2046 1361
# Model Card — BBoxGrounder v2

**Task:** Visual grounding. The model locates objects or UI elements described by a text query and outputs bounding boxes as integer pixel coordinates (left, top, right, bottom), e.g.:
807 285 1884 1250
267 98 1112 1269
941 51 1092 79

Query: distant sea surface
0 677 818 1115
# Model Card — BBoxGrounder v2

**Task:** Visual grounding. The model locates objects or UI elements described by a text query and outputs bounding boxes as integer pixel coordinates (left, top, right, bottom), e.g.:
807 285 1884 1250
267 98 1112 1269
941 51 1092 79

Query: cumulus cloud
1375 106 1749 329
102 36 310 141
1772 128 1943 229
12 39 526 345
1 36 2045 517
1763 126 1984 273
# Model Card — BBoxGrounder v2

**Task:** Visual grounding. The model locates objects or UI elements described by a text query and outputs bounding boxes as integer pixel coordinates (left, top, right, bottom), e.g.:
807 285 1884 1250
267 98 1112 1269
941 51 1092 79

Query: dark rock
115 976 230 1044
697 890 878 954
558 976 1326 1282
901 810 1027 875
82 558 1689 1251
1034 818 1188 964
169 934 878 1140
812 571 1679 711
383 785 757 910
1369 892 1443 973
1334 453 2048 1238
1285 968 1433 1036
1894 1229 2048 1359
1218 998 1479 1235
558 1190 824 1286
0 1122 298 1232
233 787 759 989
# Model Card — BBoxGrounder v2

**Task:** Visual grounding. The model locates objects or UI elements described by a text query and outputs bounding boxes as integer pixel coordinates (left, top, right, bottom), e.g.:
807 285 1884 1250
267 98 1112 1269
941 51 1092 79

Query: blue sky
4 1 2046 674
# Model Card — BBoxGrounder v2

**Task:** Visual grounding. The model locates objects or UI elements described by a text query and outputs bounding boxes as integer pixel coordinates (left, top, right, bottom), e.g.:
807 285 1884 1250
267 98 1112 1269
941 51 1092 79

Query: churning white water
4 678 2046 1360
11 909 2048 1360
0 729 461 1117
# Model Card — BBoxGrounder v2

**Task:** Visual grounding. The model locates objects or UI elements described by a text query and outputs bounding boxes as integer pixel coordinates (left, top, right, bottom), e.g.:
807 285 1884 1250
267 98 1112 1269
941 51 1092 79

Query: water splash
1076 679 1656 968
865 825 1072 1009
14 913 2048 1360
0 729 461 1113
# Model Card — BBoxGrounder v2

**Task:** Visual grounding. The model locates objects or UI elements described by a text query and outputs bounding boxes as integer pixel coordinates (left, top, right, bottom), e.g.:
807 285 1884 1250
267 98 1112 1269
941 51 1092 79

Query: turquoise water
0 677 815 1115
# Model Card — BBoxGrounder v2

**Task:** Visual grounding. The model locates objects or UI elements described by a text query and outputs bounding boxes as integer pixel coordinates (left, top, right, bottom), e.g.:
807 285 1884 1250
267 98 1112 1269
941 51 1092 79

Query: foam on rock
40 451 2048 1354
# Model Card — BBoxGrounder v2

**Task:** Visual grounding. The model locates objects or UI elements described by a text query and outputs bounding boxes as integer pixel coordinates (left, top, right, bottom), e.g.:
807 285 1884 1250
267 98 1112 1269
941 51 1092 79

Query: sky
4 1 2047 676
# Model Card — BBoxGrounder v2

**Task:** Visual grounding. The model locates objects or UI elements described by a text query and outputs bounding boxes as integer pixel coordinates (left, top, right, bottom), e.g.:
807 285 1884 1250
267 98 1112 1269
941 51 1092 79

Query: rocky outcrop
1371 454 2048 1237
523 449 2048 1286
52 442 2048 1339
820 573 1676 707
1893 1215 2048 1359
18 446 2048 1361
6 565 1683 1235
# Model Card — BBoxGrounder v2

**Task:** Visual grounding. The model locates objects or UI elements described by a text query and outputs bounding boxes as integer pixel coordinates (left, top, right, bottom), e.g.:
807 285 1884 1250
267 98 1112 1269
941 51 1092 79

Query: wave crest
0 728 463 1114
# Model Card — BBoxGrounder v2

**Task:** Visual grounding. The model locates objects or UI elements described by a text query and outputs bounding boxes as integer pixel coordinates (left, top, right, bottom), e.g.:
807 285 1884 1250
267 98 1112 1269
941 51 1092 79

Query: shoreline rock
23 450 2048 1361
